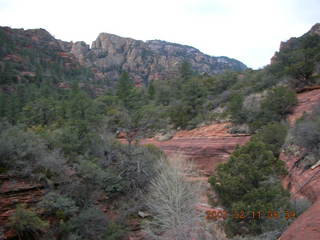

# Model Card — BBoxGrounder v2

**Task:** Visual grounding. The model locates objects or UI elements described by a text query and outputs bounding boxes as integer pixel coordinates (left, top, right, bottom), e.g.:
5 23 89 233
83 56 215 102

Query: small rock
155 133 173 142
138 211 151 218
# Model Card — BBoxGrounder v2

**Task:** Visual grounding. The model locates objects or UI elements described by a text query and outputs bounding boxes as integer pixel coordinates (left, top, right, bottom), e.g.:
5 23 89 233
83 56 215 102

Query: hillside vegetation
0 24 320 239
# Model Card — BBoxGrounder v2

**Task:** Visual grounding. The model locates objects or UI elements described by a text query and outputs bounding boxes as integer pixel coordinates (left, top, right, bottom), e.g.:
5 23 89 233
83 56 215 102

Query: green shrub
38 192 78 219
228 94 247 124
168 100 192 128
248 87 297 131
252 123 288 156
9 204 48 240
293 115 320 151
104 222 126 240
261 87 297 119
0 121 67 181
209 140 289 236
290 107 320 168
290 198 312 216
67 207 108 240
270 34 320 88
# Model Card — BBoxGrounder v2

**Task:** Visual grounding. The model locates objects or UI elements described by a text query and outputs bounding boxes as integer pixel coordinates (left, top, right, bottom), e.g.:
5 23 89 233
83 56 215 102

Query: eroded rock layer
280 89 320 240
0 175 44 238
141 123 250 175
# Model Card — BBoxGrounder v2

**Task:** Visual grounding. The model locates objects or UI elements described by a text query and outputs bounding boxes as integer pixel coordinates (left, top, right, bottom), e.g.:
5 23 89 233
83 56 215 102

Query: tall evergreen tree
179 61 193 80
116 72 134 107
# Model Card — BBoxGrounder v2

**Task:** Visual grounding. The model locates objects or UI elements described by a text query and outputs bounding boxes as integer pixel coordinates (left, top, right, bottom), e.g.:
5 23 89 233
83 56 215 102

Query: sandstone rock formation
279 200 320 240
1 26 246 85
70 33 247 84
140 123 250 175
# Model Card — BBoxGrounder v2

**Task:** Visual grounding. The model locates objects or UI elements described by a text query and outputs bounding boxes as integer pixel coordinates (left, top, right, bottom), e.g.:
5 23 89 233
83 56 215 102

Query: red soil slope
280 88 320 240
288 88 320 125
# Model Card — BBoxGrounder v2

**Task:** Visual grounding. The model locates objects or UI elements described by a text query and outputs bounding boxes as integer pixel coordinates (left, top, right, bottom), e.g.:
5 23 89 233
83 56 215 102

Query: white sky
0 0 319 69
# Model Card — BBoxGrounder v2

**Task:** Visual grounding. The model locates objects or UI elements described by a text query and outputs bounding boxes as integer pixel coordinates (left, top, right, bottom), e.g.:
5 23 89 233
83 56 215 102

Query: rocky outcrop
280 149 320 240
1 26 246 85
140 123 250 175
280 23 320 53
272 23 320 65
0 175 45 238
71 33 247 84
70 41 90 65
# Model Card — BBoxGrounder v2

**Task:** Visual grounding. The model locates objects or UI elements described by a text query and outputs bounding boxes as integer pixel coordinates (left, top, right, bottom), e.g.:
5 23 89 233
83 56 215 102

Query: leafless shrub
0 122 68 182
143 156 215 240
242 92 265 113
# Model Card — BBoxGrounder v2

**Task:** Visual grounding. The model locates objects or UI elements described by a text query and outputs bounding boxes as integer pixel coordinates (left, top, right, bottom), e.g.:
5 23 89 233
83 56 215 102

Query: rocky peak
23 28 70 52
92 33 137 50
0 26 247 84
146 40 199 55
71 41 90 65
271 23 320 64
72 32 247 83
24 28 54 41
308 23 320 36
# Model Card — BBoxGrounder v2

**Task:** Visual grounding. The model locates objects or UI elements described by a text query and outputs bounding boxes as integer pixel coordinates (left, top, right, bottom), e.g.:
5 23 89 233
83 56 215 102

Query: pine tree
116 72 134 107
179 61 193 80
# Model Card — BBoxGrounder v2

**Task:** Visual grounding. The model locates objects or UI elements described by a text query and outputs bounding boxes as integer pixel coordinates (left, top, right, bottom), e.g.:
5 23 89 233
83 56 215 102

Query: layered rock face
71 33 247 84
140 123 250 175
0 175 44 238
280 88 320 240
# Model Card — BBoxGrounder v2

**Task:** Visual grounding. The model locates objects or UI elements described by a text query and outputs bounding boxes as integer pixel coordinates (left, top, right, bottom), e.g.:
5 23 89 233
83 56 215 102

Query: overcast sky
1 0 319 69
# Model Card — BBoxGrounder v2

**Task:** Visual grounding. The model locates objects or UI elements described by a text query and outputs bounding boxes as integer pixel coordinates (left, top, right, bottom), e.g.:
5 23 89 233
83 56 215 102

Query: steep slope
270 23 320 89
279 200 320 240
279 88 320 240
0 26 87 84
